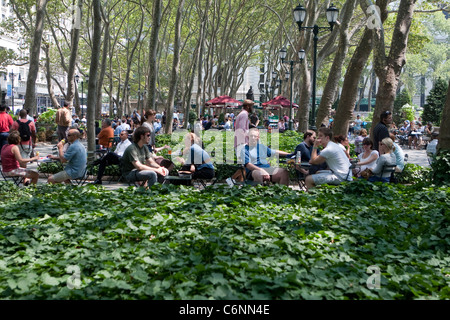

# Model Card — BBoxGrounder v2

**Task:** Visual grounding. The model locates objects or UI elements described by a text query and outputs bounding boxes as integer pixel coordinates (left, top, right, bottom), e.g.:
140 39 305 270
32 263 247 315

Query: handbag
360 168 373 180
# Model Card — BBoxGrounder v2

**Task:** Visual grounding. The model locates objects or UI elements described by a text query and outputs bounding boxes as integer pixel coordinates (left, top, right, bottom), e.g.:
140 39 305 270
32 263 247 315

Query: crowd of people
0 101 439 191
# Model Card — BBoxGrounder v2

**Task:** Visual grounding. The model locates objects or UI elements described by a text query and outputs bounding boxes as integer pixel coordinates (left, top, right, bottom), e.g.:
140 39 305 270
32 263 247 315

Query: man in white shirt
92 131 132 185
305 127 352 191
120 119 131 131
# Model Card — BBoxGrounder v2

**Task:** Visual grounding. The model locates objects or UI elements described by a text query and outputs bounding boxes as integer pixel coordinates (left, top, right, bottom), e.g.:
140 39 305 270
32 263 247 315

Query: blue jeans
369 176 390 183
0 132 9 153
125 169 157 186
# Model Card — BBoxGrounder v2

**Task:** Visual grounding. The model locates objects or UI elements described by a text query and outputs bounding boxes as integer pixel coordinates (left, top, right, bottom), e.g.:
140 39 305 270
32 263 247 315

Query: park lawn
0 180 449 300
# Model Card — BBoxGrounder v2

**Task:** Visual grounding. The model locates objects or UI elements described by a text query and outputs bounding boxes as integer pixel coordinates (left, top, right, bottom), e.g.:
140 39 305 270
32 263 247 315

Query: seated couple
355 136 401 182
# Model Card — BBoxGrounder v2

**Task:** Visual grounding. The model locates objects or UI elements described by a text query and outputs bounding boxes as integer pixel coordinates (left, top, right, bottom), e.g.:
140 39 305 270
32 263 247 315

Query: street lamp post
293 3 339 130
8 70 20 114
271 71 277 99
280 48 305 130
75 74 80 115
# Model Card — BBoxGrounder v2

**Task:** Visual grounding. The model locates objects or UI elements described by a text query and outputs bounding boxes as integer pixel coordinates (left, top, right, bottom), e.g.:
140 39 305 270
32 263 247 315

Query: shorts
51 170 72 183
3 167 37 177
311 170 344 186
246 166 286 180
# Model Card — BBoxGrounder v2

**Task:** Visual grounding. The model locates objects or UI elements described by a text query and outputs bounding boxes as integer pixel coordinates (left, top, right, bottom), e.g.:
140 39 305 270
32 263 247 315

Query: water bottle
296 151 301 164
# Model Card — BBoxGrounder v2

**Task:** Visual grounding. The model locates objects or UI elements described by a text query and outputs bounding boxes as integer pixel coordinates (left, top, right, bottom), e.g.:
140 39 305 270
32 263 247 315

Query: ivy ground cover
0 180 449 300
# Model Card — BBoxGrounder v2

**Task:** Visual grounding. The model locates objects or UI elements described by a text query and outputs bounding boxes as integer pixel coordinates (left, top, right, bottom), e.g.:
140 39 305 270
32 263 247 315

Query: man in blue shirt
48 129 87 184
241 128 290 185
285 130 326 177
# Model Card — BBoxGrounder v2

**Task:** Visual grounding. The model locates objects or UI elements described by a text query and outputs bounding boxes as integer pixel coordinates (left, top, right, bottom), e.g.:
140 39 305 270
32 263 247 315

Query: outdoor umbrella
206 95 242 117
262 95 298 109
206 95 243 107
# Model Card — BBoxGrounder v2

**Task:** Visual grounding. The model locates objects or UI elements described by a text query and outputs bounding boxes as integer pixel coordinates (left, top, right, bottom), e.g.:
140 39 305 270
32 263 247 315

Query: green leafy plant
431 149 450 186
37 108 57 124
0 182 449 300
396 163 431 185
422 78 448 125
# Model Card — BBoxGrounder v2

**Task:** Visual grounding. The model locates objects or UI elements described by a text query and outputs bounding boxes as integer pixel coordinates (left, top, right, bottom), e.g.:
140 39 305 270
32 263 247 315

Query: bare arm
12 145 38 167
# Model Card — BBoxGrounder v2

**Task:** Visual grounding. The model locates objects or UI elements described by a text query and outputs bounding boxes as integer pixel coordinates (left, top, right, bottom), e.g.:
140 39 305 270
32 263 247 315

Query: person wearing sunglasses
121 126 168 187
372 110 392 152
48 129 86 184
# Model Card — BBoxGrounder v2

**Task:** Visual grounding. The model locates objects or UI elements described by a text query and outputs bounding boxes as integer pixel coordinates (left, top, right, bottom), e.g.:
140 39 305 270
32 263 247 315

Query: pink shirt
234 110 249 148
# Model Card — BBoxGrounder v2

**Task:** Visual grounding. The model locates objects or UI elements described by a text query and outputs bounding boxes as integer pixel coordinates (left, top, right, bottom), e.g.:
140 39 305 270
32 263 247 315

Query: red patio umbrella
262 95 298 109
206 95 242 107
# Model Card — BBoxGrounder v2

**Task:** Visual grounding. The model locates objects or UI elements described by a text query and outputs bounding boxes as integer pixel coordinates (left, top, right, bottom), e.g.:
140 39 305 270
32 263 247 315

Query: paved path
25 140 431 189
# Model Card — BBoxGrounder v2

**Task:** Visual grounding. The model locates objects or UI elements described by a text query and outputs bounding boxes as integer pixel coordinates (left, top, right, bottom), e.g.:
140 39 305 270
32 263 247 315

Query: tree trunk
65 0 83 108
146 0 162 111
96 17 109 119
43 43 60 108
333 0 389 136
23 0 48 116
195 0 210 118
86 0 102 161
315 0 357 130
437 79 450 151
296 63 311 133
164 0 185 134
371 0 416 134
333 29 373 136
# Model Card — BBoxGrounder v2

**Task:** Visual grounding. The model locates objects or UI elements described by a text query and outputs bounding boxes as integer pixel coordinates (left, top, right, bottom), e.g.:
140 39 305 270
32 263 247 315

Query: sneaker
92 179 102 185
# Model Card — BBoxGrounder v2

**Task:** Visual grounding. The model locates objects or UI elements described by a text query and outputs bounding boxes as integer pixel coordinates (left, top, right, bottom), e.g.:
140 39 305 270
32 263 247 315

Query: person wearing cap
234 99 254 161
372 110 392 152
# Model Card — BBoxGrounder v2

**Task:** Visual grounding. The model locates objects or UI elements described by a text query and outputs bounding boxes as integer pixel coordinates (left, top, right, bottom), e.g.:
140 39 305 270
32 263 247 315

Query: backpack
17 120 32 142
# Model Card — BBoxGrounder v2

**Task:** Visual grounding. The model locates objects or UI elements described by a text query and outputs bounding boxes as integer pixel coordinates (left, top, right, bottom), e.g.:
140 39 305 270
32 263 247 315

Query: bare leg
305 175 315 191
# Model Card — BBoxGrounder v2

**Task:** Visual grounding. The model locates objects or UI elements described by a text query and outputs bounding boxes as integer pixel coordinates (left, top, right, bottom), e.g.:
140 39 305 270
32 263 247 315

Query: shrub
397 163 431 185
431 149 450 186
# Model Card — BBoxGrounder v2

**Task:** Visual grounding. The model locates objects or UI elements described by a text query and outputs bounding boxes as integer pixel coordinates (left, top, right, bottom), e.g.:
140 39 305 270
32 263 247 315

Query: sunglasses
382 111 392 116
146 133 151 137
